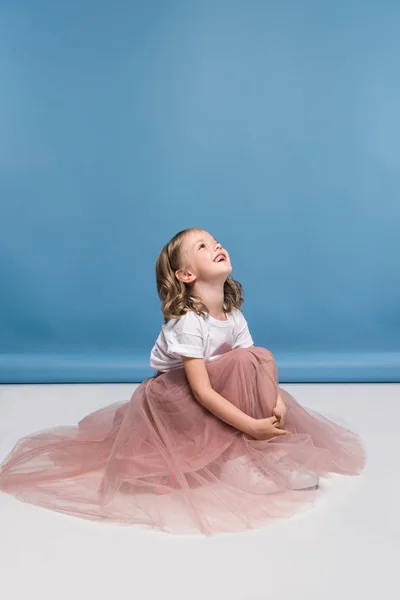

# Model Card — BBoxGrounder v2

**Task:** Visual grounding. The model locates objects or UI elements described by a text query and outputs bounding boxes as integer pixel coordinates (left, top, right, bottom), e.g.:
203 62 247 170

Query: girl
0 228 365 535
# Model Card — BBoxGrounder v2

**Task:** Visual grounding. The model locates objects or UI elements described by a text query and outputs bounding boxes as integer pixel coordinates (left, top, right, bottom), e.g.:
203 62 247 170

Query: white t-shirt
150 309 254 373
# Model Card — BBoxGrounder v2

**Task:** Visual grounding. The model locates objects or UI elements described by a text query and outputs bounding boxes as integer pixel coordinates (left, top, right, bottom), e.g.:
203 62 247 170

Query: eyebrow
193 237 218 249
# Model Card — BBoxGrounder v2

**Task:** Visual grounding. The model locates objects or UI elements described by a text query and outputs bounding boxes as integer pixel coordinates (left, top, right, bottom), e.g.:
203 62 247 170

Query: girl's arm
181 356 257 436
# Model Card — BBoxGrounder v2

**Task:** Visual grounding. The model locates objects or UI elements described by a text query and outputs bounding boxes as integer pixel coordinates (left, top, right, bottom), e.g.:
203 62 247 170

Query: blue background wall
1 0 399 383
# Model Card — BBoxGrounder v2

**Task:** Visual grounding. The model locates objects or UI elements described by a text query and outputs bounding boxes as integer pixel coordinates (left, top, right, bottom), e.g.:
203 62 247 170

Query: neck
191 280 226 320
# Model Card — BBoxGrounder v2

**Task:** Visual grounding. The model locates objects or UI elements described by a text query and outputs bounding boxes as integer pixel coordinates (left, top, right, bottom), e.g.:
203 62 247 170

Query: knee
232 347 276 376
253 346 275 363
231 347 258 367
232 347 251 358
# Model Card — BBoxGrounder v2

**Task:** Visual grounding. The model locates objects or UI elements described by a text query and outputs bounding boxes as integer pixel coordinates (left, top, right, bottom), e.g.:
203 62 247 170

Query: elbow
192 385 212 405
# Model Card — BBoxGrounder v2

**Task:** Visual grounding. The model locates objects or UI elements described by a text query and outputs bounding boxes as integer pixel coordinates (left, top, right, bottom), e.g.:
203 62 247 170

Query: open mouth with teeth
214 253 227 263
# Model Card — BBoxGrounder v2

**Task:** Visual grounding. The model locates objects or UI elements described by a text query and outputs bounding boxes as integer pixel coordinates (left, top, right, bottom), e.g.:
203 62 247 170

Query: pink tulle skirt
0 347 366 535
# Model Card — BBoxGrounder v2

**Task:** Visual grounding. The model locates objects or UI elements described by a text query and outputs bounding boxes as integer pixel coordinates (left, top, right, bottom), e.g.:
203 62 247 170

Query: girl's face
176 230 232 284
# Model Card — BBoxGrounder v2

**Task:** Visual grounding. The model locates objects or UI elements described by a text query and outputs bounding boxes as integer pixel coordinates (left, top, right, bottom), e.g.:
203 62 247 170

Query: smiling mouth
214 254 227 263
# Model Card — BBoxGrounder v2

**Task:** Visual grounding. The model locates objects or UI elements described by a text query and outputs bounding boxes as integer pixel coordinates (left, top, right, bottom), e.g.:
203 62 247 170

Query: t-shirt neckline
207 311 233 327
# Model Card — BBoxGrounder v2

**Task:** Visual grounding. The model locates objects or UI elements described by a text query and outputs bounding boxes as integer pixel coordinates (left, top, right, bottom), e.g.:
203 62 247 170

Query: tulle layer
0 347 366 535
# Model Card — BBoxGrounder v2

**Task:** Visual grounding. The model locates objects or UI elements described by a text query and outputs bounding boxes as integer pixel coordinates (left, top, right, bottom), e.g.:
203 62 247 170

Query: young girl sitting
0 228 366 535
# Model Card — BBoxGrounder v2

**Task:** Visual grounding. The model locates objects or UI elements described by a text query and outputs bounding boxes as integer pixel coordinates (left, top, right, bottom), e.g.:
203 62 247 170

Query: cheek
198 256 210 269
194 256 211 273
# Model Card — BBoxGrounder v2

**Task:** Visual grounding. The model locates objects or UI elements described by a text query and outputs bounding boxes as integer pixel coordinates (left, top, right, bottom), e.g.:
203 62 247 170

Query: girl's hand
273 394 288 428
249 416 290 441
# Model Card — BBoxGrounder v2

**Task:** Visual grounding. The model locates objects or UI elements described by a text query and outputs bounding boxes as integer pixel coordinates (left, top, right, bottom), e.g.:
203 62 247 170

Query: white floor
0 382 399 600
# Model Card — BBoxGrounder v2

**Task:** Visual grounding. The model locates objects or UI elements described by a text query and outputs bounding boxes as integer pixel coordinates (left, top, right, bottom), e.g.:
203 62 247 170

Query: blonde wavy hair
155 228 244 322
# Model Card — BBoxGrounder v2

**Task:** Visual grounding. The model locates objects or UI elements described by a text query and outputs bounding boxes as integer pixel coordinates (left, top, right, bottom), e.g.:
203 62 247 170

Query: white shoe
220 455 279 494
284 466 319 490
267 451 319 490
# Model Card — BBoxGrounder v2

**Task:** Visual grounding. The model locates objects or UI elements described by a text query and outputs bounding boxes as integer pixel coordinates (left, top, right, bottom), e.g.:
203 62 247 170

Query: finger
274 428 290 435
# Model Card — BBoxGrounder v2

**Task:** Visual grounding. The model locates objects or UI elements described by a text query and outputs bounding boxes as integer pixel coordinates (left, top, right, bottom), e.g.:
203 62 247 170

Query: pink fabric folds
0 347 365 535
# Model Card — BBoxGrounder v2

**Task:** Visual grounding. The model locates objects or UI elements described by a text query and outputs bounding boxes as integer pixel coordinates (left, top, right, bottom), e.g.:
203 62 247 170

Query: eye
198 243 205 250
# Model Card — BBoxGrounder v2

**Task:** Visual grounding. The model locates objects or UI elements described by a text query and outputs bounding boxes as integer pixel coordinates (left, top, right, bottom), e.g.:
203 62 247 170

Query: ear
175 268 196 284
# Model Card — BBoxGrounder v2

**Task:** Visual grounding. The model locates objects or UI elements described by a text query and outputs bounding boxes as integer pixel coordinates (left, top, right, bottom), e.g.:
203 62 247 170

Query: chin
225 264 233 276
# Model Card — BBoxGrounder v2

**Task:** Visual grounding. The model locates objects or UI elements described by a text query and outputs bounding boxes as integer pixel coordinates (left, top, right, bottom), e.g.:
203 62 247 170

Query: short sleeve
232 311 254 349
164 312 205 359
